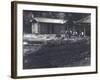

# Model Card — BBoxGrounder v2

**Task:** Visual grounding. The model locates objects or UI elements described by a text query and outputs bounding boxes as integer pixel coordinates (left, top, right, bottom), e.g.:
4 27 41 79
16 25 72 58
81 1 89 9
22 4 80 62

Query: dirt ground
23 38 90 69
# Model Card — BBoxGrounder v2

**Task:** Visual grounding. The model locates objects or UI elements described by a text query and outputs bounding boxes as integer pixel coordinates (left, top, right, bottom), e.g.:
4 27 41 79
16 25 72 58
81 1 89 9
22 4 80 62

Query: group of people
65 30 85 38
55 30 85 40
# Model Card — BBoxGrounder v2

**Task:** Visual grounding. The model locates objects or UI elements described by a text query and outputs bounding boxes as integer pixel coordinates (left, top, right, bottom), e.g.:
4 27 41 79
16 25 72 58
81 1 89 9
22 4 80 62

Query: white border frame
16 3 97 77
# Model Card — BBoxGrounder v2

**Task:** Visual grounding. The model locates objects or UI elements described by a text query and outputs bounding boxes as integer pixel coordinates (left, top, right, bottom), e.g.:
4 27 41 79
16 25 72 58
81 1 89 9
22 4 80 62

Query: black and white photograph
23 11 91 69
11 1 97 78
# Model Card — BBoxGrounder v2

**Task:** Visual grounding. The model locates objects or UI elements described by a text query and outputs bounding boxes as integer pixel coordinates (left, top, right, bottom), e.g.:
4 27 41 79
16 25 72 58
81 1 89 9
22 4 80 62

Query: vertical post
84 27 86 37
73 26 75 33
32 23 33 34
35 23 38 33
32 22 38 34
67 23 69 31
38 22 40 34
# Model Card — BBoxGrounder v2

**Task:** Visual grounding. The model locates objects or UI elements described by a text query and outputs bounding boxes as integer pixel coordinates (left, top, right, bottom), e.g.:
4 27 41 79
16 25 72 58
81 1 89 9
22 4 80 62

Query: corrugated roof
33 18 67 24
74 15 91 24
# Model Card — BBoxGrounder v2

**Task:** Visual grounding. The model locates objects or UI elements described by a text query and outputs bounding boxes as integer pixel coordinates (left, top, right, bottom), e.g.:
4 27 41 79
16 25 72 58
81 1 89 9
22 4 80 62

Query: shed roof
74 15 90 24
33 17 67 24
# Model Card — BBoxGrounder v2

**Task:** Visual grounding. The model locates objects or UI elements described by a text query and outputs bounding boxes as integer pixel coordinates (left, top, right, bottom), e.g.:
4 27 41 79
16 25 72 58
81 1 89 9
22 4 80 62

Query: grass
23 38 90 69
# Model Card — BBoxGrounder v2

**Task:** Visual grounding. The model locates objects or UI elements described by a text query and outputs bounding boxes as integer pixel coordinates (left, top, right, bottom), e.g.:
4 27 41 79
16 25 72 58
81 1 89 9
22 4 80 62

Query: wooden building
30 17 67 34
